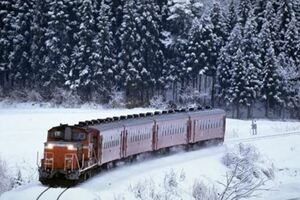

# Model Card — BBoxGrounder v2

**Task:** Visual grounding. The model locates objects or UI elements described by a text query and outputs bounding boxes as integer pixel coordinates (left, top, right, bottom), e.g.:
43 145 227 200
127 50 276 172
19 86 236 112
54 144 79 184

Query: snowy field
0 104 300 200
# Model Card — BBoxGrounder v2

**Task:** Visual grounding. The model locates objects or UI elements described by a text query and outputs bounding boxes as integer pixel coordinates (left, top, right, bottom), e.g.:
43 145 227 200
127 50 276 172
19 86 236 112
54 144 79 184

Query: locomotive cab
39 125 100 185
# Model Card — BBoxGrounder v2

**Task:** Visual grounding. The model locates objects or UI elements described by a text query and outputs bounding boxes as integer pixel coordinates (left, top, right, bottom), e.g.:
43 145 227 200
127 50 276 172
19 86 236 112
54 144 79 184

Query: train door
98 135 103 164
120 128 128 158
187 117 192 143
152 122 158 150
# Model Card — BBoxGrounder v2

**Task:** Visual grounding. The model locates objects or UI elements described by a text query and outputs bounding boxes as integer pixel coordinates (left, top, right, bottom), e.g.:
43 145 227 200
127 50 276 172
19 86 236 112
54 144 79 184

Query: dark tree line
0 0 299 118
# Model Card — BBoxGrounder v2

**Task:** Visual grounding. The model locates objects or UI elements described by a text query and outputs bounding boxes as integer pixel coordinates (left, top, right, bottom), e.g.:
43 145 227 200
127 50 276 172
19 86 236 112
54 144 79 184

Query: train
38 107 226 186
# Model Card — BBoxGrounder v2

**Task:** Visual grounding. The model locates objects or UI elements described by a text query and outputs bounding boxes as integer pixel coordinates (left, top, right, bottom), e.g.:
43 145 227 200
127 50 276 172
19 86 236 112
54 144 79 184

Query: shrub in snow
222 143 274 180
129 178 160 200
129 169 186 200
192 179 218 200
12 170 24 188
113 194 126 200
108 88 126 108
219 143 274 200
149 95 168 109
178 85 208 106
50 87 82 107
0 157 12 195
8 88 43 102
163 169 178 192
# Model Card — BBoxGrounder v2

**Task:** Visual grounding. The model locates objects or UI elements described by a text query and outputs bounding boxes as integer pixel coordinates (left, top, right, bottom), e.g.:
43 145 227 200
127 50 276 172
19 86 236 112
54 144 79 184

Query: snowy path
0 106 300 199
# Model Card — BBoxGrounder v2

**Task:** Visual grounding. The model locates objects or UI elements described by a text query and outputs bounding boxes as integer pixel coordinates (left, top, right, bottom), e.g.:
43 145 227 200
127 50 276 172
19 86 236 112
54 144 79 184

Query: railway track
226 130 300 143
36 187 70 200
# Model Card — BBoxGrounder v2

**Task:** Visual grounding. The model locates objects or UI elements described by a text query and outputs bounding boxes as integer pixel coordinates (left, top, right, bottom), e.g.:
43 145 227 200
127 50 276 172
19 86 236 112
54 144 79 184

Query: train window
72 132 86 141
54 131 63 138
49 131 64 140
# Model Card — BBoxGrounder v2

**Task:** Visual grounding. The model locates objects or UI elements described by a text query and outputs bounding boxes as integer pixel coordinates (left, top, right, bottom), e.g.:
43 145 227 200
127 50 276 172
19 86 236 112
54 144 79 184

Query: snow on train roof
90 109 225 132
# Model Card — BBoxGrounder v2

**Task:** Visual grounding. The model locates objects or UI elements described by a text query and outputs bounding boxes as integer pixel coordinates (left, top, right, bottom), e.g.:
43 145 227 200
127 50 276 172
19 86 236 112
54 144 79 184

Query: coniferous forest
0 0 300 118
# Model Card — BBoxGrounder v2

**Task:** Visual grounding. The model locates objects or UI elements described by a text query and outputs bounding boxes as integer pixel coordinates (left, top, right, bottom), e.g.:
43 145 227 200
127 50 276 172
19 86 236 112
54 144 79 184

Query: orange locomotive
39 107 226 185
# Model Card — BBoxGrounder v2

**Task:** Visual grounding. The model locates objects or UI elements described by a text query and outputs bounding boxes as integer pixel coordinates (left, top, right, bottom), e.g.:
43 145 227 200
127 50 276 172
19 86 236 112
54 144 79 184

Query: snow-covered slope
0 106 300 199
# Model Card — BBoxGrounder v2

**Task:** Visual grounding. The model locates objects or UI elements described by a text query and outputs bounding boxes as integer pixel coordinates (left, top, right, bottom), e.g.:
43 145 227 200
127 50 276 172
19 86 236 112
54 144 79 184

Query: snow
0 105 300 199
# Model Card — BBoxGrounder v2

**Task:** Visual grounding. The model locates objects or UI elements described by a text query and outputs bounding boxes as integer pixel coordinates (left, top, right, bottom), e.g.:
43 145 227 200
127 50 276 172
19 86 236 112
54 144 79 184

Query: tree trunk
172 81 176 102
247 106 251 119
265 100 269 118
211 75 216 107
236 103 240 118
204 76 208 105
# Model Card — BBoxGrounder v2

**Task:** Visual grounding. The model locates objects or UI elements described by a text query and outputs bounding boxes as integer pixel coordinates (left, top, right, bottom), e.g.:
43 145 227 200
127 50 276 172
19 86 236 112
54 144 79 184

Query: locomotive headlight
45 143 54 149
67 144 76 151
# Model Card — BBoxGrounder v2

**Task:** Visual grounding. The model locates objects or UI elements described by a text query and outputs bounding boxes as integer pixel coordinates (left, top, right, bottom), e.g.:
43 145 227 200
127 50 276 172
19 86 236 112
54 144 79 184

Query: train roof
89 108 225 132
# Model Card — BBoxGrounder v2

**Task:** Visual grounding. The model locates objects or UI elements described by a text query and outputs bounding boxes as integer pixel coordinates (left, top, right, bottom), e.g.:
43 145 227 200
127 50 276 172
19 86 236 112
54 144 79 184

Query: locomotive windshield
49 130 86 141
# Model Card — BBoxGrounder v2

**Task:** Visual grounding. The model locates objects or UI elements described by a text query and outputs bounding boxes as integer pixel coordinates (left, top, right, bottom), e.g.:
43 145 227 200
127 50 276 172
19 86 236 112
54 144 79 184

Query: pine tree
237 0 253 27
8 0 33 88
240 13 261 118
283 17 300 65
30 0 48 88
94 0 118 101
117 0 145 104
0 0 16 90
229 48 248 118
277 52 299 117
42 0 74 90
224 0 237 39
218 24 243 112
261 46 285 117
68 0 99 99
252 0 267 31
138 0 166 97
208 2 227 106
275 0 295 53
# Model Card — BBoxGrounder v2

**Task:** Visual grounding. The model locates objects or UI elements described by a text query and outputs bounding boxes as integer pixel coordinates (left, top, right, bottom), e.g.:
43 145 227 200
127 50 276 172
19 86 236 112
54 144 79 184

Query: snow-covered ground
0 105 300 200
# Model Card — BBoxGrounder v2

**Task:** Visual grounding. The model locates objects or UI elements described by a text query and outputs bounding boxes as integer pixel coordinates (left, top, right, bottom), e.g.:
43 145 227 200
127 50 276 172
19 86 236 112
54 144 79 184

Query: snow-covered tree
138 0 166 95
240 12 262 118
8 0 33 88
229 48 250 118
283 17 300 65
237 0 253 27
261 46 285 117
93 0 118 101
117 0 145 104
274 0 295 53
0 0 16 90
30 0 48 88
68 0 99 99
224 0 237 39
218 24 243 109
42 0 75 89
